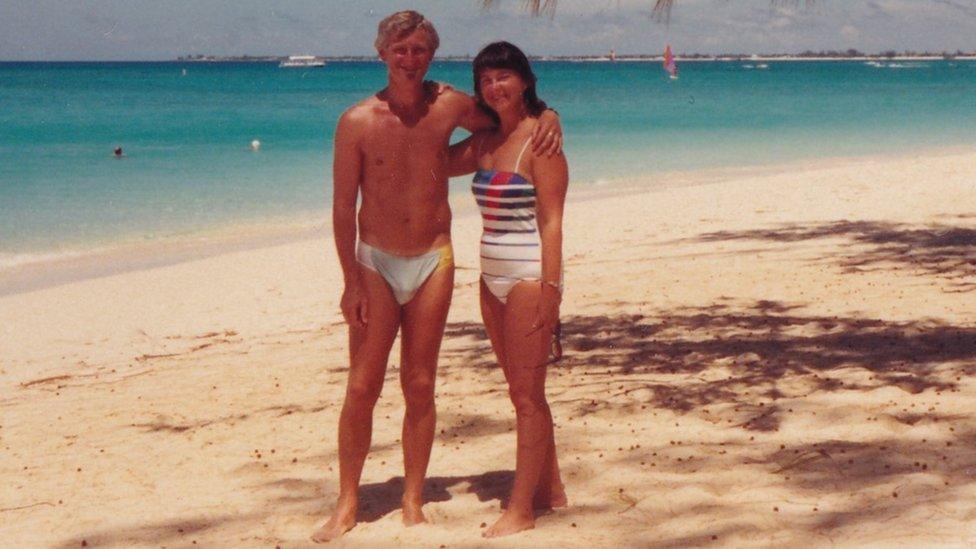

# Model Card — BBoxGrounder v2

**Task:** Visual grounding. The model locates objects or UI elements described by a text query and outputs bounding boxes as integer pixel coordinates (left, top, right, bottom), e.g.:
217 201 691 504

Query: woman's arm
447 134 480 177
530 148 569 334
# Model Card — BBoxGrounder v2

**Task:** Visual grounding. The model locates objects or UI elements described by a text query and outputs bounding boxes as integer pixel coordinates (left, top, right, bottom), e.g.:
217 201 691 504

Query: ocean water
1 60 975 278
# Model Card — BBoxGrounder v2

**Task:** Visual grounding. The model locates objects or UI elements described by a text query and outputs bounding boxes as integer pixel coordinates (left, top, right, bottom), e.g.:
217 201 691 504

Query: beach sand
2 150 975 547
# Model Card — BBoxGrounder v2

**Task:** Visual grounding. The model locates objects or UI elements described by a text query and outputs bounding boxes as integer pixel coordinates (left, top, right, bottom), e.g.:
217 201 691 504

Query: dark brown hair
473 41 548 123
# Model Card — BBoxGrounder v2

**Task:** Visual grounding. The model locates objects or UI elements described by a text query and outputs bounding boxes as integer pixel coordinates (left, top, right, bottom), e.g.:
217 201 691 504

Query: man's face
379 29 434 83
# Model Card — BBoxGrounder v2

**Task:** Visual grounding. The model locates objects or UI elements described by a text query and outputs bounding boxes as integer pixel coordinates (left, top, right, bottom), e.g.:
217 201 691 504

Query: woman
449 41 568 538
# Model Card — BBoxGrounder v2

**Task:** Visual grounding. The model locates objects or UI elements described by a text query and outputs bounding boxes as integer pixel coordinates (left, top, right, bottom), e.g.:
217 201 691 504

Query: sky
1 0 975 60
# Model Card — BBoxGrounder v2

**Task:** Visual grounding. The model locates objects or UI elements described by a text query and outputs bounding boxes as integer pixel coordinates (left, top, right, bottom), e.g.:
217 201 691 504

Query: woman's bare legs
532 436 567 509
480 280 563 538
481 280 565 510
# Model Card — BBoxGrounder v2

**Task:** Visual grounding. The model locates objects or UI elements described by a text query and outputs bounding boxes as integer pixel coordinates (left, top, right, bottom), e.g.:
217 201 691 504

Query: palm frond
481 0 557 17
481 0 674 18
652 0 675 23
480 1 812 22
481 1 675 20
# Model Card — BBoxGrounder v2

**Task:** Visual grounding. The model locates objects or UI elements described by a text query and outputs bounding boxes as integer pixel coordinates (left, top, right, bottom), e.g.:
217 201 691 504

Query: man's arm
332 109 367 327
531 109 563 156
450 86 496 133
449 86 563 156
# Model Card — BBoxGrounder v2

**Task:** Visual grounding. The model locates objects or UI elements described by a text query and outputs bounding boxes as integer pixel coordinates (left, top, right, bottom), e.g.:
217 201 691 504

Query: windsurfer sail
663 44 678 79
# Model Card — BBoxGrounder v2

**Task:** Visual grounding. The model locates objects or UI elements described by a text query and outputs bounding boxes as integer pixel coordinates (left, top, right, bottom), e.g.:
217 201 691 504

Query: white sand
2 150 975 547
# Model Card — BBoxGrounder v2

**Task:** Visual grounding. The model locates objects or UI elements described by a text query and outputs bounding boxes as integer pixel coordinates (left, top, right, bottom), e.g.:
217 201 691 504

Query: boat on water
279 55 326 68
663 44 678 79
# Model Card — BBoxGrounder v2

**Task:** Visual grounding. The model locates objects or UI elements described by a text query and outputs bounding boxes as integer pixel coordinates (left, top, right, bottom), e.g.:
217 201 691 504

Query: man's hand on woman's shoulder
532 110 563 157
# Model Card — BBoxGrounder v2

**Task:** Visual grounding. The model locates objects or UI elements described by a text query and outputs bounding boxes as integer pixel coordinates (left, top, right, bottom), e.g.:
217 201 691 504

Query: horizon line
5 47 976 64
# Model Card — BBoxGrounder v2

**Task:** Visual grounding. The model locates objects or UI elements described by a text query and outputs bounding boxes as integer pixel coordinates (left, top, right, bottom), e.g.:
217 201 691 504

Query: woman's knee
509 391 547 418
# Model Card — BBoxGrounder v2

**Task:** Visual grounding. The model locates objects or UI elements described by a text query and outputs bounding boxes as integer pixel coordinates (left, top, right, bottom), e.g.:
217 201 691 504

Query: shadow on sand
443 296 976 543
354 470 514 522
447 299 975 423
60 293 976 546
691 220 976 292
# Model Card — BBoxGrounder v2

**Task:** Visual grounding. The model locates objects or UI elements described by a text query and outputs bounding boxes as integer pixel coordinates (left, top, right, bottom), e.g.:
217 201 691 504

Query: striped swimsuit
472 138 542 303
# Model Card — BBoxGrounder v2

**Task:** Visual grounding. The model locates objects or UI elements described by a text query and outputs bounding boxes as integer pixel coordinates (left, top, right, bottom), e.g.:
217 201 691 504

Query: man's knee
402 375 435 409
346 377 384 407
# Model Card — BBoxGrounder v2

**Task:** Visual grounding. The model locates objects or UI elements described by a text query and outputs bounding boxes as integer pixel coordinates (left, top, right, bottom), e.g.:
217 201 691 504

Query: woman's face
478 67 528 113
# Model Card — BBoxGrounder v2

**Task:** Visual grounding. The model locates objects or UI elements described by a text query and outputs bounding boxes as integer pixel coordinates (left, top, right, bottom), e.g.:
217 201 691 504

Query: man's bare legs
479 281 564 538
312 267 401 543
398 264 454 524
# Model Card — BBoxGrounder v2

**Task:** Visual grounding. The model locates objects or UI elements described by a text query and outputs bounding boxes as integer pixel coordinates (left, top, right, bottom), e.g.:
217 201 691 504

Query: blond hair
375 10 440 52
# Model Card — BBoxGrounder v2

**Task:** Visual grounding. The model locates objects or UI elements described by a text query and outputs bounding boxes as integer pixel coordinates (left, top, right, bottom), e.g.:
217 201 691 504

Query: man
312 11 561 543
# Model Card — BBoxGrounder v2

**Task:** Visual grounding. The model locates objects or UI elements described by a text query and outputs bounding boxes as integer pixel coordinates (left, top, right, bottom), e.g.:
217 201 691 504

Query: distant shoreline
173 54 976 63
5 54 976 63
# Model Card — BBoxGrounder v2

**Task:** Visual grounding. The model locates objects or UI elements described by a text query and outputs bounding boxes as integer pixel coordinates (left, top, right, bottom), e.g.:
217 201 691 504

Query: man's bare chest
367 114 453 147
362 115 454 169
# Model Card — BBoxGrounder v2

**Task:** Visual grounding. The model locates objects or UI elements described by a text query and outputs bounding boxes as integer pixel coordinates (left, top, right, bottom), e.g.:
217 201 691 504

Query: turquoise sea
1 60 975 285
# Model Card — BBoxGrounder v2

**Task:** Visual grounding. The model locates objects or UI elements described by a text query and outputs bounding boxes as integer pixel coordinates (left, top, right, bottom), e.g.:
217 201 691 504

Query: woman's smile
480 68 526 110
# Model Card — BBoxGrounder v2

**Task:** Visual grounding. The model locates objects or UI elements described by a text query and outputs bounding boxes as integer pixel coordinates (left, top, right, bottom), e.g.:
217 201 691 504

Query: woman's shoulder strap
514 136 533 174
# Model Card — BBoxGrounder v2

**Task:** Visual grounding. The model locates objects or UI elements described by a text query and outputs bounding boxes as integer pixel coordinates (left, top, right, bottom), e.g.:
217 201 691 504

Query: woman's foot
482 510 535 538
311 500 357 543
533 483 568 509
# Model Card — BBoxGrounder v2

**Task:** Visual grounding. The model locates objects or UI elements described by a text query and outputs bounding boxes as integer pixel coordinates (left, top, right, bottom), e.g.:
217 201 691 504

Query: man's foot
401 498 427 526
533 483 568 510
482 510 535 538
311 503 357 543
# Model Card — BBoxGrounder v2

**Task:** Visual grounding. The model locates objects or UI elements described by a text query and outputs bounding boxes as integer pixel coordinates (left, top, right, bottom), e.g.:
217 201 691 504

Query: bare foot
311 503 357 543
401 498 427 526
533 478 568 509
533 483 568 509
482 510 535 538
